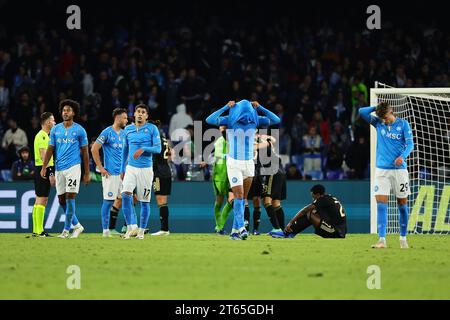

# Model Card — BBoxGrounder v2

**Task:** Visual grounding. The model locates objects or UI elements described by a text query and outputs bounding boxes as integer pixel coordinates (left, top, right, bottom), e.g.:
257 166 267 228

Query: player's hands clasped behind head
227 101 235 108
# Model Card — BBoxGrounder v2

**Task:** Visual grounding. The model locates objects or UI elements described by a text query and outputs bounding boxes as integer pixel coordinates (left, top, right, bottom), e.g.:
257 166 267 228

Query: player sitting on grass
359 102 414 249
206 100 280 240
272 184 347 239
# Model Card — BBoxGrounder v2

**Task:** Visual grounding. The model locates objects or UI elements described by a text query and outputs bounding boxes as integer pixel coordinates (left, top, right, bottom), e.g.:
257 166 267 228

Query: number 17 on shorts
122 166 154 202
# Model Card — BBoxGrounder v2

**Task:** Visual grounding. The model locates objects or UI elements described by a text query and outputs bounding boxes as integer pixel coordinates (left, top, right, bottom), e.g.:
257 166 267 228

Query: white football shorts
55 164 81 195
122 165 154 202
374 168 411 199
226 156 255 188
102 174 122 200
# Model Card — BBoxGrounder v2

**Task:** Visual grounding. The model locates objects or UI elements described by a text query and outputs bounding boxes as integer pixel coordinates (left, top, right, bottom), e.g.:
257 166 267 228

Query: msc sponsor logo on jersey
385 132 402 140
57 138 77 144
381 128 402 140
112 143 123 148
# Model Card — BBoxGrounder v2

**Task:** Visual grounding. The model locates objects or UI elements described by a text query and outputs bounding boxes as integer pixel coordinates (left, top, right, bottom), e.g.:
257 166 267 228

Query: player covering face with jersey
206 99 280 240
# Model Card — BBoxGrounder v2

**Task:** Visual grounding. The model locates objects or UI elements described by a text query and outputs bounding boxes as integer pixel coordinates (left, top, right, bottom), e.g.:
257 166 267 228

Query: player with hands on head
359 102 414 249
206 99 280 240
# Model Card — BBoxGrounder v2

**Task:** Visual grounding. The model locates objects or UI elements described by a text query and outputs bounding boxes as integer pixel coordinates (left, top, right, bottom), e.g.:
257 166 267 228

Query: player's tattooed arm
40 145 54 179
81 145 90 185
285 203 316 233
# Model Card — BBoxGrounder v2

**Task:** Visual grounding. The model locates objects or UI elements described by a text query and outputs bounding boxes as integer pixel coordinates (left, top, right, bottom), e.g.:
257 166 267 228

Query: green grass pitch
1 233 449 299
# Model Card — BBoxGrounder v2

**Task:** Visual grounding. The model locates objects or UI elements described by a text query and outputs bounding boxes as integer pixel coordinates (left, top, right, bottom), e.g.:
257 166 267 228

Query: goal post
369 84 450 235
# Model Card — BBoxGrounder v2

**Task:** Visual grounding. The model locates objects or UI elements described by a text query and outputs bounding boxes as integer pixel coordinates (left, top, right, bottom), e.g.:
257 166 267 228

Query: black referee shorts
34 166 54 197
261 171 286 200
153 176 172 196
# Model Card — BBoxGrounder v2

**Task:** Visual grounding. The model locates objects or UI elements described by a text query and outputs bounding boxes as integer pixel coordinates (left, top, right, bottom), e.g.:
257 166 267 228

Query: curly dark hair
375 102 390 119
59 99 80 117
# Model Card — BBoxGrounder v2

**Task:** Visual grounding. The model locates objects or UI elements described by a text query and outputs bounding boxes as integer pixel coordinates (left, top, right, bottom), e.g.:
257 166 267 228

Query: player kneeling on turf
272 184 347 239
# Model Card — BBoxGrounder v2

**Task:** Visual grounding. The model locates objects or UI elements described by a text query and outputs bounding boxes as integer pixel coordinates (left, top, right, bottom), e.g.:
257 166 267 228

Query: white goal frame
369 86 450 234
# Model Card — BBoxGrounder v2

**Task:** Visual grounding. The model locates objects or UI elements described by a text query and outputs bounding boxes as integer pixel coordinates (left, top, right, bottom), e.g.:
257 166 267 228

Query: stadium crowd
0 12 448 181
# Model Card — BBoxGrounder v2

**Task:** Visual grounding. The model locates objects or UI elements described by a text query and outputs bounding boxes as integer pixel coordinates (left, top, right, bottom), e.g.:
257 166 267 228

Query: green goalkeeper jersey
212 136 228 181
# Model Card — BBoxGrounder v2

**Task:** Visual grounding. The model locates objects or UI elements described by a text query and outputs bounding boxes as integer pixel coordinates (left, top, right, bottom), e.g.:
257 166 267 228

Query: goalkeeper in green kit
211 125 234 235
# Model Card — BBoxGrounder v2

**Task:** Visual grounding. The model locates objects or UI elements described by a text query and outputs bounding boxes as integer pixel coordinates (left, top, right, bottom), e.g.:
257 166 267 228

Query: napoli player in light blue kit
359 102 414 249
91 108 128 238
40 99 90 238
121 104 161 239
206 100 280 240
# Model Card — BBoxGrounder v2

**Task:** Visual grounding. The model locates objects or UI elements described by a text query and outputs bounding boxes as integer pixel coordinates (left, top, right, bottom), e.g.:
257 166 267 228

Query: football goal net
370 82 450 234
